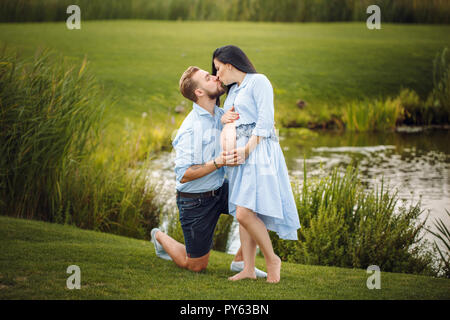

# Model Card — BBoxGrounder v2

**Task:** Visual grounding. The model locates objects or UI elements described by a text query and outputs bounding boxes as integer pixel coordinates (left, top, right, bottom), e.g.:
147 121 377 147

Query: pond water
146 128 450 255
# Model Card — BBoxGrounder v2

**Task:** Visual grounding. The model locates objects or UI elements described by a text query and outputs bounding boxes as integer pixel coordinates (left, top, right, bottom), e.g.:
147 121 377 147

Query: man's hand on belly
180 150 241 183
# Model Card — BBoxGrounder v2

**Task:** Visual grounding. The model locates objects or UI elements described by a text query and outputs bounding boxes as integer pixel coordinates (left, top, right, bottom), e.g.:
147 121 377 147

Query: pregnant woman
213 45 301 283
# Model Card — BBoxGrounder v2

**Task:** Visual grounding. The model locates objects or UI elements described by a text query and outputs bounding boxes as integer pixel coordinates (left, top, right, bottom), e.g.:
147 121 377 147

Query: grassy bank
0 216 449 300
1 21 449 139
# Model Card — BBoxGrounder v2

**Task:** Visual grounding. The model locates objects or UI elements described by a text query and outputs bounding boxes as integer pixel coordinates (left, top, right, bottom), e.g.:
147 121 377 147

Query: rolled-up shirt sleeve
173 128 194 183
251 75 275 138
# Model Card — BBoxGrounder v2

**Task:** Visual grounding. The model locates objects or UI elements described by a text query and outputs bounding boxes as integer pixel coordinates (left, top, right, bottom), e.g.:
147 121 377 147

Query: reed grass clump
342 47 450 130
270 161 436 276
0 47 102 220
0 48 161 240
343 96 403 132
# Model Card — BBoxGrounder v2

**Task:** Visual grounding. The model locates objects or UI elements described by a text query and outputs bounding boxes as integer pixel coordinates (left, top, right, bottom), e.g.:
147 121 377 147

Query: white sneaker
230 260 267 278
150 228 172 261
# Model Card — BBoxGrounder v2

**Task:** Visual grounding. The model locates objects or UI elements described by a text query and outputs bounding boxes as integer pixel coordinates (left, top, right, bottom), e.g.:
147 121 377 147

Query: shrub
270 161 436 276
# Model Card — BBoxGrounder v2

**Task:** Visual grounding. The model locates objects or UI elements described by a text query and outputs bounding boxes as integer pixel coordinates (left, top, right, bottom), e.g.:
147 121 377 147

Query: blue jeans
176 179 230 258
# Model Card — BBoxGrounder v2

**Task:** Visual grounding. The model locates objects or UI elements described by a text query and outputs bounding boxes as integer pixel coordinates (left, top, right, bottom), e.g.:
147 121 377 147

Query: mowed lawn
0 20 449 128
0 216 449 300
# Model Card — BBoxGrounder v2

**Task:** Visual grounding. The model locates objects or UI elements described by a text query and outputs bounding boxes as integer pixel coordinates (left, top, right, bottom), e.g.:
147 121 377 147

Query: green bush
270 161 436 276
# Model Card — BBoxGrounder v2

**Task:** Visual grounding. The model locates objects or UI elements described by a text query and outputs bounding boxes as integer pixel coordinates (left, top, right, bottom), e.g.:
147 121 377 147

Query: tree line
1 0 449 24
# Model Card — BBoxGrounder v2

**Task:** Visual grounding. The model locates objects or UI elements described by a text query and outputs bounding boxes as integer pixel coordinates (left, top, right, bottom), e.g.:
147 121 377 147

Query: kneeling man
151 66 266 277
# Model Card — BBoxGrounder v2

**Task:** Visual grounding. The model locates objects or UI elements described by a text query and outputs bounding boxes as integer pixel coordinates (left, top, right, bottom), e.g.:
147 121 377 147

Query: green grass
0 21 449 131
0 216 449 299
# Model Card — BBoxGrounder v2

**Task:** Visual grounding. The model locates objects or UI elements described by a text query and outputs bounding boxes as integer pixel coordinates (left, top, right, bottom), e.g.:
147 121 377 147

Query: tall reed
427 210 450 278
0 47 102 220
343 97 403 132
0 48 161 240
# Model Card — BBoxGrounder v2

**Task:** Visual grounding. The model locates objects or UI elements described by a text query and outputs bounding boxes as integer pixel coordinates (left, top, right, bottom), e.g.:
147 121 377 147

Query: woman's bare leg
235 206 281 283
228 224 257 281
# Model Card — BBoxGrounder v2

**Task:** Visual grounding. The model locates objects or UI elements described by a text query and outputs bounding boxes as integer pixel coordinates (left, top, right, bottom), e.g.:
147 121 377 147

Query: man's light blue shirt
172 102 225 192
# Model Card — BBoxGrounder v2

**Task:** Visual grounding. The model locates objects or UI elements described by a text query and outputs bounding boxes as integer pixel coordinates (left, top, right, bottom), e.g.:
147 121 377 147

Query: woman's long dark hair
212 45 257 106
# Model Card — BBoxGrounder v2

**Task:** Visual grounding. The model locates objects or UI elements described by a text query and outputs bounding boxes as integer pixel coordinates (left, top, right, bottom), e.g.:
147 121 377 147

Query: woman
212 45 301 283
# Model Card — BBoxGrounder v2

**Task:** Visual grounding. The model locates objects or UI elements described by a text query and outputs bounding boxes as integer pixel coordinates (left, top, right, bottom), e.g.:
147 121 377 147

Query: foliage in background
398 47 450 126
0 47 102 220
341 48 450 131
270 161 437 276
392 47 450 127
0 48 161 239
343 96 403 132
1 0 449 23
397 88 428 125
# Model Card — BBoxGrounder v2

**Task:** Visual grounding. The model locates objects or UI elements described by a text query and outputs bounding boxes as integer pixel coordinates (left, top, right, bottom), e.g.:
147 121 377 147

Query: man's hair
179 66 200 102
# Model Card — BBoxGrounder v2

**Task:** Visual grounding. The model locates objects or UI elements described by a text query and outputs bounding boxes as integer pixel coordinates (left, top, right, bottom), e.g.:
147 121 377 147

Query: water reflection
284 129 450 250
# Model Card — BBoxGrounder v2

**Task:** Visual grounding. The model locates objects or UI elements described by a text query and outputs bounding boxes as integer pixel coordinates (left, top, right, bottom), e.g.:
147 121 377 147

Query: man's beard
205 85 225 100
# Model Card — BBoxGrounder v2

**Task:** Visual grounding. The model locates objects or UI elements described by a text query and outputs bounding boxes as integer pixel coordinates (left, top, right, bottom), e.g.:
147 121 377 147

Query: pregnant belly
221 122 236 153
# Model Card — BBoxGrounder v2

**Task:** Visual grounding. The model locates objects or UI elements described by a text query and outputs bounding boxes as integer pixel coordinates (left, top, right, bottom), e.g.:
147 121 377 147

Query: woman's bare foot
266 255 281 283
228 269 256 281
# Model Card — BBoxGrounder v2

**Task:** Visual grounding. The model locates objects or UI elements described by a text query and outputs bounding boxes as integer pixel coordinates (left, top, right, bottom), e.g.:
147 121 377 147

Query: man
150 66 266 277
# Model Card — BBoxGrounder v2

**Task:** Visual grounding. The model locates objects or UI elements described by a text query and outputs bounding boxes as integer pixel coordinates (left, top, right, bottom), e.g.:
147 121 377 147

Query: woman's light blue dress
223 73 301 240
